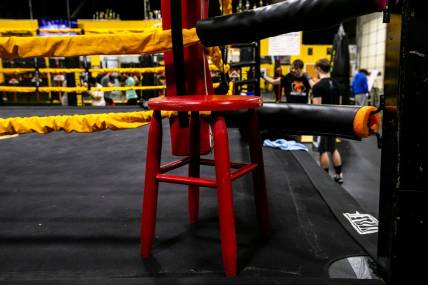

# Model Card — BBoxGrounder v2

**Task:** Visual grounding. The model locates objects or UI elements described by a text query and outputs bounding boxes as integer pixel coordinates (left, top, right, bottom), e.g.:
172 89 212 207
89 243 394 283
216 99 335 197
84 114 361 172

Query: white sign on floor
343 211 378 235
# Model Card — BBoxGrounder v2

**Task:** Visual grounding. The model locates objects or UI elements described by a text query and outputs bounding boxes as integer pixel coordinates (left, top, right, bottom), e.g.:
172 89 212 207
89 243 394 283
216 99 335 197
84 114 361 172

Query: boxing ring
0 106 381 285
0 0 390 284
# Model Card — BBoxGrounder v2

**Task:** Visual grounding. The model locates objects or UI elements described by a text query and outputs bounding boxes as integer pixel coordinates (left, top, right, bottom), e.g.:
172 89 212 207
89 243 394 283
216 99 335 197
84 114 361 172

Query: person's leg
319 136 330 173
320 152 330 173
332 149 344 184
332 149 342 168
355 93 368 106
328 137 343 183
355 94 362 105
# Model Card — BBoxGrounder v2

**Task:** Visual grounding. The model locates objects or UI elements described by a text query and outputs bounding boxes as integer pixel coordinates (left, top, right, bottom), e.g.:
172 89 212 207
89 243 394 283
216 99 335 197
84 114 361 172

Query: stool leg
141 111 163 257
188 112 200 224
212 113 237 277
247 109 271 238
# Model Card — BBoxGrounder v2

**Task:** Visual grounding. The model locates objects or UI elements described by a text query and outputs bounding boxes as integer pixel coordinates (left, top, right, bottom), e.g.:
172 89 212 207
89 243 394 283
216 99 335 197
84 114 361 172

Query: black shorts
318 136 337 154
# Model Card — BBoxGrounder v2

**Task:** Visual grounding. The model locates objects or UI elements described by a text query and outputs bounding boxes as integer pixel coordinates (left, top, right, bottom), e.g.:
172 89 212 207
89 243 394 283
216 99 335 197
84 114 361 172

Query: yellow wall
260 35 332 90
261 36 331 75
292 44 332 78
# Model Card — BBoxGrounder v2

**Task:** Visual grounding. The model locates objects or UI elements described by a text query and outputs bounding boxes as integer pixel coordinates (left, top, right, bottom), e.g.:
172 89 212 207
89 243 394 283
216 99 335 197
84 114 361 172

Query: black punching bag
139 54 156 101
331 25 351 105
64 57 80 106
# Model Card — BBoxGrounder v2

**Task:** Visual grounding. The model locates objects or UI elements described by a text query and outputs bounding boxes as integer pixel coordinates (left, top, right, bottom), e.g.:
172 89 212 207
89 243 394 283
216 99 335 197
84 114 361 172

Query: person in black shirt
262 59 311 104
312 58 344 184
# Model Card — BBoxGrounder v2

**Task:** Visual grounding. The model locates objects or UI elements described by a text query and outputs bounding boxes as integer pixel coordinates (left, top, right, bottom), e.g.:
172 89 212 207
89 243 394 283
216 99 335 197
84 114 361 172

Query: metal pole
28 0 33 19
66 0 71 21
144 0 148 19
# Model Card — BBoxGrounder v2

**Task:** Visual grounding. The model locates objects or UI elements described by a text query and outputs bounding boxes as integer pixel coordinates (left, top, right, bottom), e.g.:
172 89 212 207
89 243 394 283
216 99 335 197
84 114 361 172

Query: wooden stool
140 95 271 276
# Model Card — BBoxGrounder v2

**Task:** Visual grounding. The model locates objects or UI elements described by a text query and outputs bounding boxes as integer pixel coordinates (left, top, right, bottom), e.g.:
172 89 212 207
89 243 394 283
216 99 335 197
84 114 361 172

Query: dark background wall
0 0 355 44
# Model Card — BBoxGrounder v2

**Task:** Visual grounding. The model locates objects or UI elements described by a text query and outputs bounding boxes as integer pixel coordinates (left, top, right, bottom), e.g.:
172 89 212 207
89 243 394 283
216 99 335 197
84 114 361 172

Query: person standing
100 72 115 106
124 74 139 105
262 59 311 104
273 67 283 103
312 58 344 184
351 69 370 106
88 78 105 107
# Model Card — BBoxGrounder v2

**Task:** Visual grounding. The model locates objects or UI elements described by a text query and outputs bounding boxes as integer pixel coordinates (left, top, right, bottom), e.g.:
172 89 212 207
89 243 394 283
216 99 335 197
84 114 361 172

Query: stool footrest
230 163 258 181
156 160 258 188
159 157 254 174
156 173 217 188
199 158 249 169
160 157 192 173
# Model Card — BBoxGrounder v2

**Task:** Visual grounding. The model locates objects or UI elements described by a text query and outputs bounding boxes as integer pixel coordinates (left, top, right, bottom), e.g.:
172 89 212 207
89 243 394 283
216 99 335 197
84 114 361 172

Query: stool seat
148 95 262 111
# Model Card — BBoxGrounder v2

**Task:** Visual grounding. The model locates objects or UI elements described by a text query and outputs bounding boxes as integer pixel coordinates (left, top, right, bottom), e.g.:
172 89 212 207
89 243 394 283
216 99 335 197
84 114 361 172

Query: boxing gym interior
0 1 426 284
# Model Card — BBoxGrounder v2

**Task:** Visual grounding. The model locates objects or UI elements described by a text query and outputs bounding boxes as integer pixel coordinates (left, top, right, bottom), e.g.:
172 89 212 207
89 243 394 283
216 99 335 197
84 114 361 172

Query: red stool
140 95 271 276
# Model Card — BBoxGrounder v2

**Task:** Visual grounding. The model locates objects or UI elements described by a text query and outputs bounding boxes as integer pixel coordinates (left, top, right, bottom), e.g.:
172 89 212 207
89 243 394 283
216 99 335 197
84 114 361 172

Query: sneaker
334 173 344 184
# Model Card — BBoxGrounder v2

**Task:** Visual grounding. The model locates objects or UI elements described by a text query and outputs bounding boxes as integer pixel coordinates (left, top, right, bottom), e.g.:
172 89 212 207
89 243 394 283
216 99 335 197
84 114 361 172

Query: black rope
170 0 186 95
170 0 188 127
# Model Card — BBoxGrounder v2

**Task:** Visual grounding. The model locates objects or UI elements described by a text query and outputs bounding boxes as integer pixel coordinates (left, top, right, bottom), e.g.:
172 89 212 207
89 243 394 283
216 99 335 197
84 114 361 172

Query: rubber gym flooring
0 107 383 285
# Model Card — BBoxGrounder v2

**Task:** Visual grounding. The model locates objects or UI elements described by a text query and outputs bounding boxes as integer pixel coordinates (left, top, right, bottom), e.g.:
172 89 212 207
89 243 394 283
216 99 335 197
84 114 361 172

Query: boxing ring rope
0 105 380 139
0 84 220 93
0 111 163 135
0 28 199 58
0 66 219 74
0 110 215 136
0 67 166 74
0 0 385 140
38 28 83 34
0 85 167 93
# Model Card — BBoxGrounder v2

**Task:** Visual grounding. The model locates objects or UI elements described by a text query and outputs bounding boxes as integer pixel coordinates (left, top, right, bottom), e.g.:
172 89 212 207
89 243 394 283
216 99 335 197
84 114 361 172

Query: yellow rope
38 28 83 34
0 68 35 74
0 68 164 74
218 0 233 15
91 86 166 92
0 86 166 93
0 28 200 59
0 111 175 135
90 67 165 74
0 85 223 93
0 110 214 136
0 65 220 75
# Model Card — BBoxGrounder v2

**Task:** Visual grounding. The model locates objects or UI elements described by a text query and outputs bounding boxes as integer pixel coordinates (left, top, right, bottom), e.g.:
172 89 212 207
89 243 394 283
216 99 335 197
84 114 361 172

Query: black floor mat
290 151 378 260
0 107 377 283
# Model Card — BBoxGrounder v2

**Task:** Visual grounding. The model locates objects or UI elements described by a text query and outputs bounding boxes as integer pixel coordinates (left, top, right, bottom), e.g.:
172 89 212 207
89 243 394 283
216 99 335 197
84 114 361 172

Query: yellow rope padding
0 68 36 74
0 29 36 36
0 110 213 136
0 84 219 93
207 47 223 72
92 86 166 92
0 86 166 93
0 68 163 74
0 28 200 59
219 0 233 15
84 28 160 35
0 111 165 135
0 20 38 36
38 28 83 34
90 67 165 74
40 68 86 73
0 66 218 74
